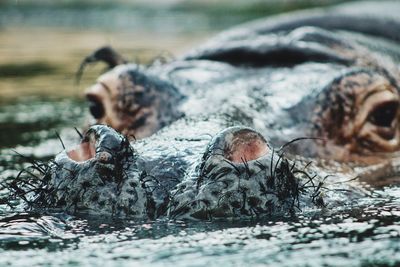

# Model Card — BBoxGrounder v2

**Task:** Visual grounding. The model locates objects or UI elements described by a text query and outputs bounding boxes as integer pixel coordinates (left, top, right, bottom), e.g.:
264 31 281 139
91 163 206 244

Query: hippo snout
44 125 147 217
26 124 328 219
168 127 303 220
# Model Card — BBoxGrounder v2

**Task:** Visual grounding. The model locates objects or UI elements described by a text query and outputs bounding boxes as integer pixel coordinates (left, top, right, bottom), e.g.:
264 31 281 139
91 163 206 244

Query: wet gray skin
13 1 400 219
41 123 362 220
84 2 400 161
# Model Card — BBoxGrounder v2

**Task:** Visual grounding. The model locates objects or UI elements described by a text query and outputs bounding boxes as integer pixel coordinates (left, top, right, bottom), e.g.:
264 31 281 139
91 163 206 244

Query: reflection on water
0 98 86 149
0 187 399 266
1 0 400 266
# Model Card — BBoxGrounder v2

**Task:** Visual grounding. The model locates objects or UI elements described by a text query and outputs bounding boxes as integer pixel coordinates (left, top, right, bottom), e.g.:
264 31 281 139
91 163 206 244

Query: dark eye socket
87 95 105 119
134 91 144 98
368 101 399 127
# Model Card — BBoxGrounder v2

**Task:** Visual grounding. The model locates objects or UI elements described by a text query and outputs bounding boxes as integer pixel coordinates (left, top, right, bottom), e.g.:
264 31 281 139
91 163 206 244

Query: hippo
9 1 400 220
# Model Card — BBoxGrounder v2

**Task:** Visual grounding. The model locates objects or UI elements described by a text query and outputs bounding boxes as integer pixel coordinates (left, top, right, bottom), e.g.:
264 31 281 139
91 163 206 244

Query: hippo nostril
219 127 269 163
96 151 113 163
66 125 131 163
87 96 105 119
67 140 96 162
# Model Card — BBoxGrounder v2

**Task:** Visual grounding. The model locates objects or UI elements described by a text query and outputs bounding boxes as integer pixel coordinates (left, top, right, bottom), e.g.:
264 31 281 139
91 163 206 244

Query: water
1 1 400 266
0 188 399 266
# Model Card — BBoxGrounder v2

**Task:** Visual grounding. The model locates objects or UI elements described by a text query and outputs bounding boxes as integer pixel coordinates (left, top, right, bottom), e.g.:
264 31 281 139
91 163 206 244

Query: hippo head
80 46 400 162
85 64 184 139
313 69 400 160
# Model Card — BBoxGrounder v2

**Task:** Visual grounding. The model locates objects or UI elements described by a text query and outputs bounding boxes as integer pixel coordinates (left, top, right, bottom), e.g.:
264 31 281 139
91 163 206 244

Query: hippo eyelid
99 81 112 95
361 83 394 103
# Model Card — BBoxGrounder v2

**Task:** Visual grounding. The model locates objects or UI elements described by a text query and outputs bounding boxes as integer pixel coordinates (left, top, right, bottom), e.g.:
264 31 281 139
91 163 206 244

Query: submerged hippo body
13 1 400 219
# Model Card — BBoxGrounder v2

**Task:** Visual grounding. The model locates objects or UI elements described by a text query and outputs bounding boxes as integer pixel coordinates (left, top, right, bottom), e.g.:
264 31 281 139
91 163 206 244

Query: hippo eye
368 101 399 127
134 91 144 98
87 95 105 119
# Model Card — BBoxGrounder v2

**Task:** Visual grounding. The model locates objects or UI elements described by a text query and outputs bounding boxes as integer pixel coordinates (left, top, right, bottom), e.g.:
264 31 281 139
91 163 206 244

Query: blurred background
0 0 352 101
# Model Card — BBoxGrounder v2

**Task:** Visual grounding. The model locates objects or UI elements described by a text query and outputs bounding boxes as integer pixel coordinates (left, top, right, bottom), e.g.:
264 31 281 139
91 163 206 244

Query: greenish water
0 0 352 33
1 1 400 266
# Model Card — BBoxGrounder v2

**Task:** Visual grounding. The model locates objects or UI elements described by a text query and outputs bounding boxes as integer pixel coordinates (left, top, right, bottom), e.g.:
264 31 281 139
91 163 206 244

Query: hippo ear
75 46 128 84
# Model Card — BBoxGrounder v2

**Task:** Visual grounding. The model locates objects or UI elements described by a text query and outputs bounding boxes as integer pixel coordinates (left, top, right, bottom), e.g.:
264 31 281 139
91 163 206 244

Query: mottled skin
12 1 400 219
44 123 358 219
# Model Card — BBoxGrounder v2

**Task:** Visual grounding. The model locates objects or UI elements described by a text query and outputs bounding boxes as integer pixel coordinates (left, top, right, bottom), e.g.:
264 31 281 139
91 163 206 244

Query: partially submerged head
85 64 184 139
13 124 324 219
313 69 400 160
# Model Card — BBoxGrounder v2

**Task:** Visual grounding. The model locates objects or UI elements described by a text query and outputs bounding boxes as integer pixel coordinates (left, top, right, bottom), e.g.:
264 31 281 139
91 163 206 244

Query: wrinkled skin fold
8 1 400 219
